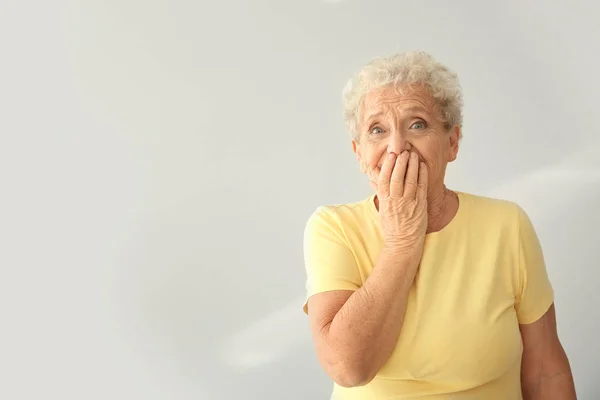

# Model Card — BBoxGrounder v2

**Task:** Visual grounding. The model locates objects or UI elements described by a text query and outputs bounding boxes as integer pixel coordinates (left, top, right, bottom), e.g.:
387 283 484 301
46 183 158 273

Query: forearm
522 348 576 400
522 372 576 400
326 247 419 383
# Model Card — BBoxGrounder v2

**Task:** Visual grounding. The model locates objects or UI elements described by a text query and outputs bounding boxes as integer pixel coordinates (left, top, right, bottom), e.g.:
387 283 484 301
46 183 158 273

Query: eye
370 126 384 135
410 121 427 130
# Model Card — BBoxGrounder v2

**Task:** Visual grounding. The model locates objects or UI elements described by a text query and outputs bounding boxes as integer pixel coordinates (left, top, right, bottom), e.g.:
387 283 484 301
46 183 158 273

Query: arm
306 151 427 387
308 248 419 387
520 303 577 399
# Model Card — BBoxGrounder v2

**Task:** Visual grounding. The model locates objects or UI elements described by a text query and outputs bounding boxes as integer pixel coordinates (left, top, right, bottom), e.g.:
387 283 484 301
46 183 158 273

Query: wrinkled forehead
359 83 442 127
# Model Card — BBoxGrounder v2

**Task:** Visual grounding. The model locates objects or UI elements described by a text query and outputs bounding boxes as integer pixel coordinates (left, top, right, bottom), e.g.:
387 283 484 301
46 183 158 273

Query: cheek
418 143 446 177
424 153 442 170
364 146 386 168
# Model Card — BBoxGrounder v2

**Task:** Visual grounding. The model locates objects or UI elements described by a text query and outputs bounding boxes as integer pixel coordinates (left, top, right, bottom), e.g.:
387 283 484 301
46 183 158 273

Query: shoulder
305 195 375 232
459 191 524 216
457 191 529 230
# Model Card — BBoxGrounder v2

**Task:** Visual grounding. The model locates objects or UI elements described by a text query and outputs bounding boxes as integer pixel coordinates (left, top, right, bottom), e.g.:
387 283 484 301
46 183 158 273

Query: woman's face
352 84 460 194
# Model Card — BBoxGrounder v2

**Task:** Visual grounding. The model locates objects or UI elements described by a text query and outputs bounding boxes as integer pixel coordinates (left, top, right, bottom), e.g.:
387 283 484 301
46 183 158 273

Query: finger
403 151 419 199
417 162 428 201
390 150 409 197
378 153 397 198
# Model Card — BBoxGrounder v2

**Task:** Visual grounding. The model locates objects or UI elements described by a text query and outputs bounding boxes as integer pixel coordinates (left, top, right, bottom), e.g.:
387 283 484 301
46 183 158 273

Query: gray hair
342 51 464 141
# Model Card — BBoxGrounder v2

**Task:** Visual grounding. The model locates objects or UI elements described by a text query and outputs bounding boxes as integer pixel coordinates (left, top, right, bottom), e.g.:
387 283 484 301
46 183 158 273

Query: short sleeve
515 206 554 324
302 207 362 314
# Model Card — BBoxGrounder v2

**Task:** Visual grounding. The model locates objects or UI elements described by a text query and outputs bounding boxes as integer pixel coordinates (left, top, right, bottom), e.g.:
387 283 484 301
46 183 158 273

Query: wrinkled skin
351 83 461 241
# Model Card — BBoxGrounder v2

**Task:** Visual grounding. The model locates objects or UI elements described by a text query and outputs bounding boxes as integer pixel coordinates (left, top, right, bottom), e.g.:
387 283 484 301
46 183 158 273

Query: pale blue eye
411 121 426 129
371 127 384 134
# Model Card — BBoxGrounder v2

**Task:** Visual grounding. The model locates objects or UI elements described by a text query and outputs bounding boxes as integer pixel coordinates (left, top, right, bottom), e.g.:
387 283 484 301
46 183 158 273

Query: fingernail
388 153 396 160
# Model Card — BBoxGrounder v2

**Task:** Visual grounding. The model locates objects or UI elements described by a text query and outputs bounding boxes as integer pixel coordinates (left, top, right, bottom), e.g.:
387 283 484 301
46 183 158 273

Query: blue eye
370 127 384 134
411 121 426 129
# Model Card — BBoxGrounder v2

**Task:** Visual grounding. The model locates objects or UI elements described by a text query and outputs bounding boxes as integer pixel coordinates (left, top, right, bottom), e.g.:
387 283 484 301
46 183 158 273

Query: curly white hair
342 51 464 141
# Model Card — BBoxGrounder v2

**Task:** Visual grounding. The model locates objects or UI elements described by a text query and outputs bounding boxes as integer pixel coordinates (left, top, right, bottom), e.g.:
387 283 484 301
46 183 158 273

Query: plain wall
1 0 598 399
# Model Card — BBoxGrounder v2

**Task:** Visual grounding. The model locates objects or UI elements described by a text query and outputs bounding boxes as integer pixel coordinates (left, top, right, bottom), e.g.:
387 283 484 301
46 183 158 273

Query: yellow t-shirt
302 191 554 400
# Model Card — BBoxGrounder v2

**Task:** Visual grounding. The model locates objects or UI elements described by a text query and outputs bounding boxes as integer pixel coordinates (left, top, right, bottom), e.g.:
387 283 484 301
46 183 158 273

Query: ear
447 125 460 162
351 138 367 173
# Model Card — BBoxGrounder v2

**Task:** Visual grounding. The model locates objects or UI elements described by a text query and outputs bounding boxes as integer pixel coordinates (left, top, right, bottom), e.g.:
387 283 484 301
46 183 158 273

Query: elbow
328 361 376 388
314 333 379 387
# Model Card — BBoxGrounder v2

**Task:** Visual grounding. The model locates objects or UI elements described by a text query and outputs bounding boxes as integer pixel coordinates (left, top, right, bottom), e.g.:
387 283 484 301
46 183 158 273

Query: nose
387 133 412 155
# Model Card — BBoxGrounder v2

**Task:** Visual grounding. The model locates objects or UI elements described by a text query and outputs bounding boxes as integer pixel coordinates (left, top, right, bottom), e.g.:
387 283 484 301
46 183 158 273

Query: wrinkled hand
368 150 428 254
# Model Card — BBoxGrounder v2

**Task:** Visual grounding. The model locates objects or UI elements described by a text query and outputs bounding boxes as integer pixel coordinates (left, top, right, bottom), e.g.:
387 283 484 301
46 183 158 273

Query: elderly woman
302 51 577 400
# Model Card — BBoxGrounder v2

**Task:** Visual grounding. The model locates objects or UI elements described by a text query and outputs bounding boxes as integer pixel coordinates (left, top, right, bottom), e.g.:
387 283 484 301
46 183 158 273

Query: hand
368 151 428 255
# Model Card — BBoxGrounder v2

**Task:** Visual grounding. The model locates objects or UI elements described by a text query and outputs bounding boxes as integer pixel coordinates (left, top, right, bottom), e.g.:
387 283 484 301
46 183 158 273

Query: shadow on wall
113 188 332 398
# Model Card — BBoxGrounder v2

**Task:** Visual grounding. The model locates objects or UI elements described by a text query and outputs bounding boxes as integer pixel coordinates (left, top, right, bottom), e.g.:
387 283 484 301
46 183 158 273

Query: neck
373 185 458 233
426 185 456 233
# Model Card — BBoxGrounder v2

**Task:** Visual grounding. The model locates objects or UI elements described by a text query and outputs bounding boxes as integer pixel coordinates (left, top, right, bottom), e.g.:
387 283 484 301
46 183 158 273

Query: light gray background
1 0 598 399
